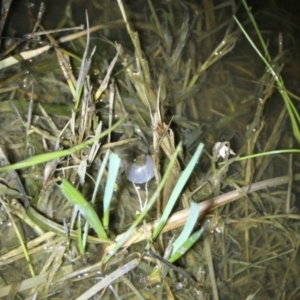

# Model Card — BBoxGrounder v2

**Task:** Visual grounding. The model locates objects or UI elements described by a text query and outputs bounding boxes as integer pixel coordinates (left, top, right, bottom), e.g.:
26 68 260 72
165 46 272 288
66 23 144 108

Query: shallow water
1 0 300 299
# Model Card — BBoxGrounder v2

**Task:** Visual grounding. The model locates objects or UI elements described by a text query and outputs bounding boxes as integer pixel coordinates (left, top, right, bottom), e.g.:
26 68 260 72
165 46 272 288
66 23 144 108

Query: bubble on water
125 155 155 184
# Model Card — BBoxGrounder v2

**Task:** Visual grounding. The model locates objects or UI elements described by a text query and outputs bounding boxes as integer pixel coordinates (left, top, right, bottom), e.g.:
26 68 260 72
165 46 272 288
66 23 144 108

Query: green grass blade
59 178 108 241
77 215 84 254
233 17 274 76
81 149 111 249
231 149 300 162
169 226 205 263
91 150 110 205
103 152 121 228
233 12 300 143
0 115 126 172
241 0 270 62
171 201 200 256
149 143 204 243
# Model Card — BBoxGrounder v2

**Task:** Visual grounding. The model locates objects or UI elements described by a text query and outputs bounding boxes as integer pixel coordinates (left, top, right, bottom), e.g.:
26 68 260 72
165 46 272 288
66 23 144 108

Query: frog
112 117 153 182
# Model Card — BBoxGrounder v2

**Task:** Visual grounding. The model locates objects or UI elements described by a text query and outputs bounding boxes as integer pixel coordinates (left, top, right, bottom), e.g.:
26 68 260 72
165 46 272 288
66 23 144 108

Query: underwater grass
0 115 126 172
234 0 300 143
81 149 110 249
2 1 299 298
0 198 35 277
103 143 204 266
73 13 93 110
147 142 205 246
0 100 71 119
25 205 105 243
103 142 183 264
102 152 121 229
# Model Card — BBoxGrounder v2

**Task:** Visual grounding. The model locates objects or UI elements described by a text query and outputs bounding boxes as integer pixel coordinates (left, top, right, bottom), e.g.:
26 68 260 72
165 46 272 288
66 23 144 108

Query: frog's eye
125 155 155 184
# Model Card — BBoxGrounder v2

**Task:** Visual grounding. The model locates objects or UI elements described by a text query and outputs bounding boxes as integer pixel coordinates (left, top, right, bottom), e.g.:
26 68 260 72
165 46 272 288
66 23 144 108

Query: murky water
0 0 300 299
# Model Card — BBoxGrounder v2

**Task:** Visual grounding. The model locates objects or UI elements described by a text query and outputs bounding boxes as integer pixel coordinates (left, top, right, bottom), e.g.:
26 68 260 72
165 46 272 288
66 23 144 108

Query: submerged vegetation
0 0 300 299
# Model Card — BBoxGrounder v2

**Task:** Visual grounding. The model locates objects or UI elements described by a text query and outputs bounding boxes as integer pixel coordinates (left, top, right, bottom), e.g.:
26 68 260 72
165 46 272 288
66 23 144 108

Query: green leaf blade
59 178 108 241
